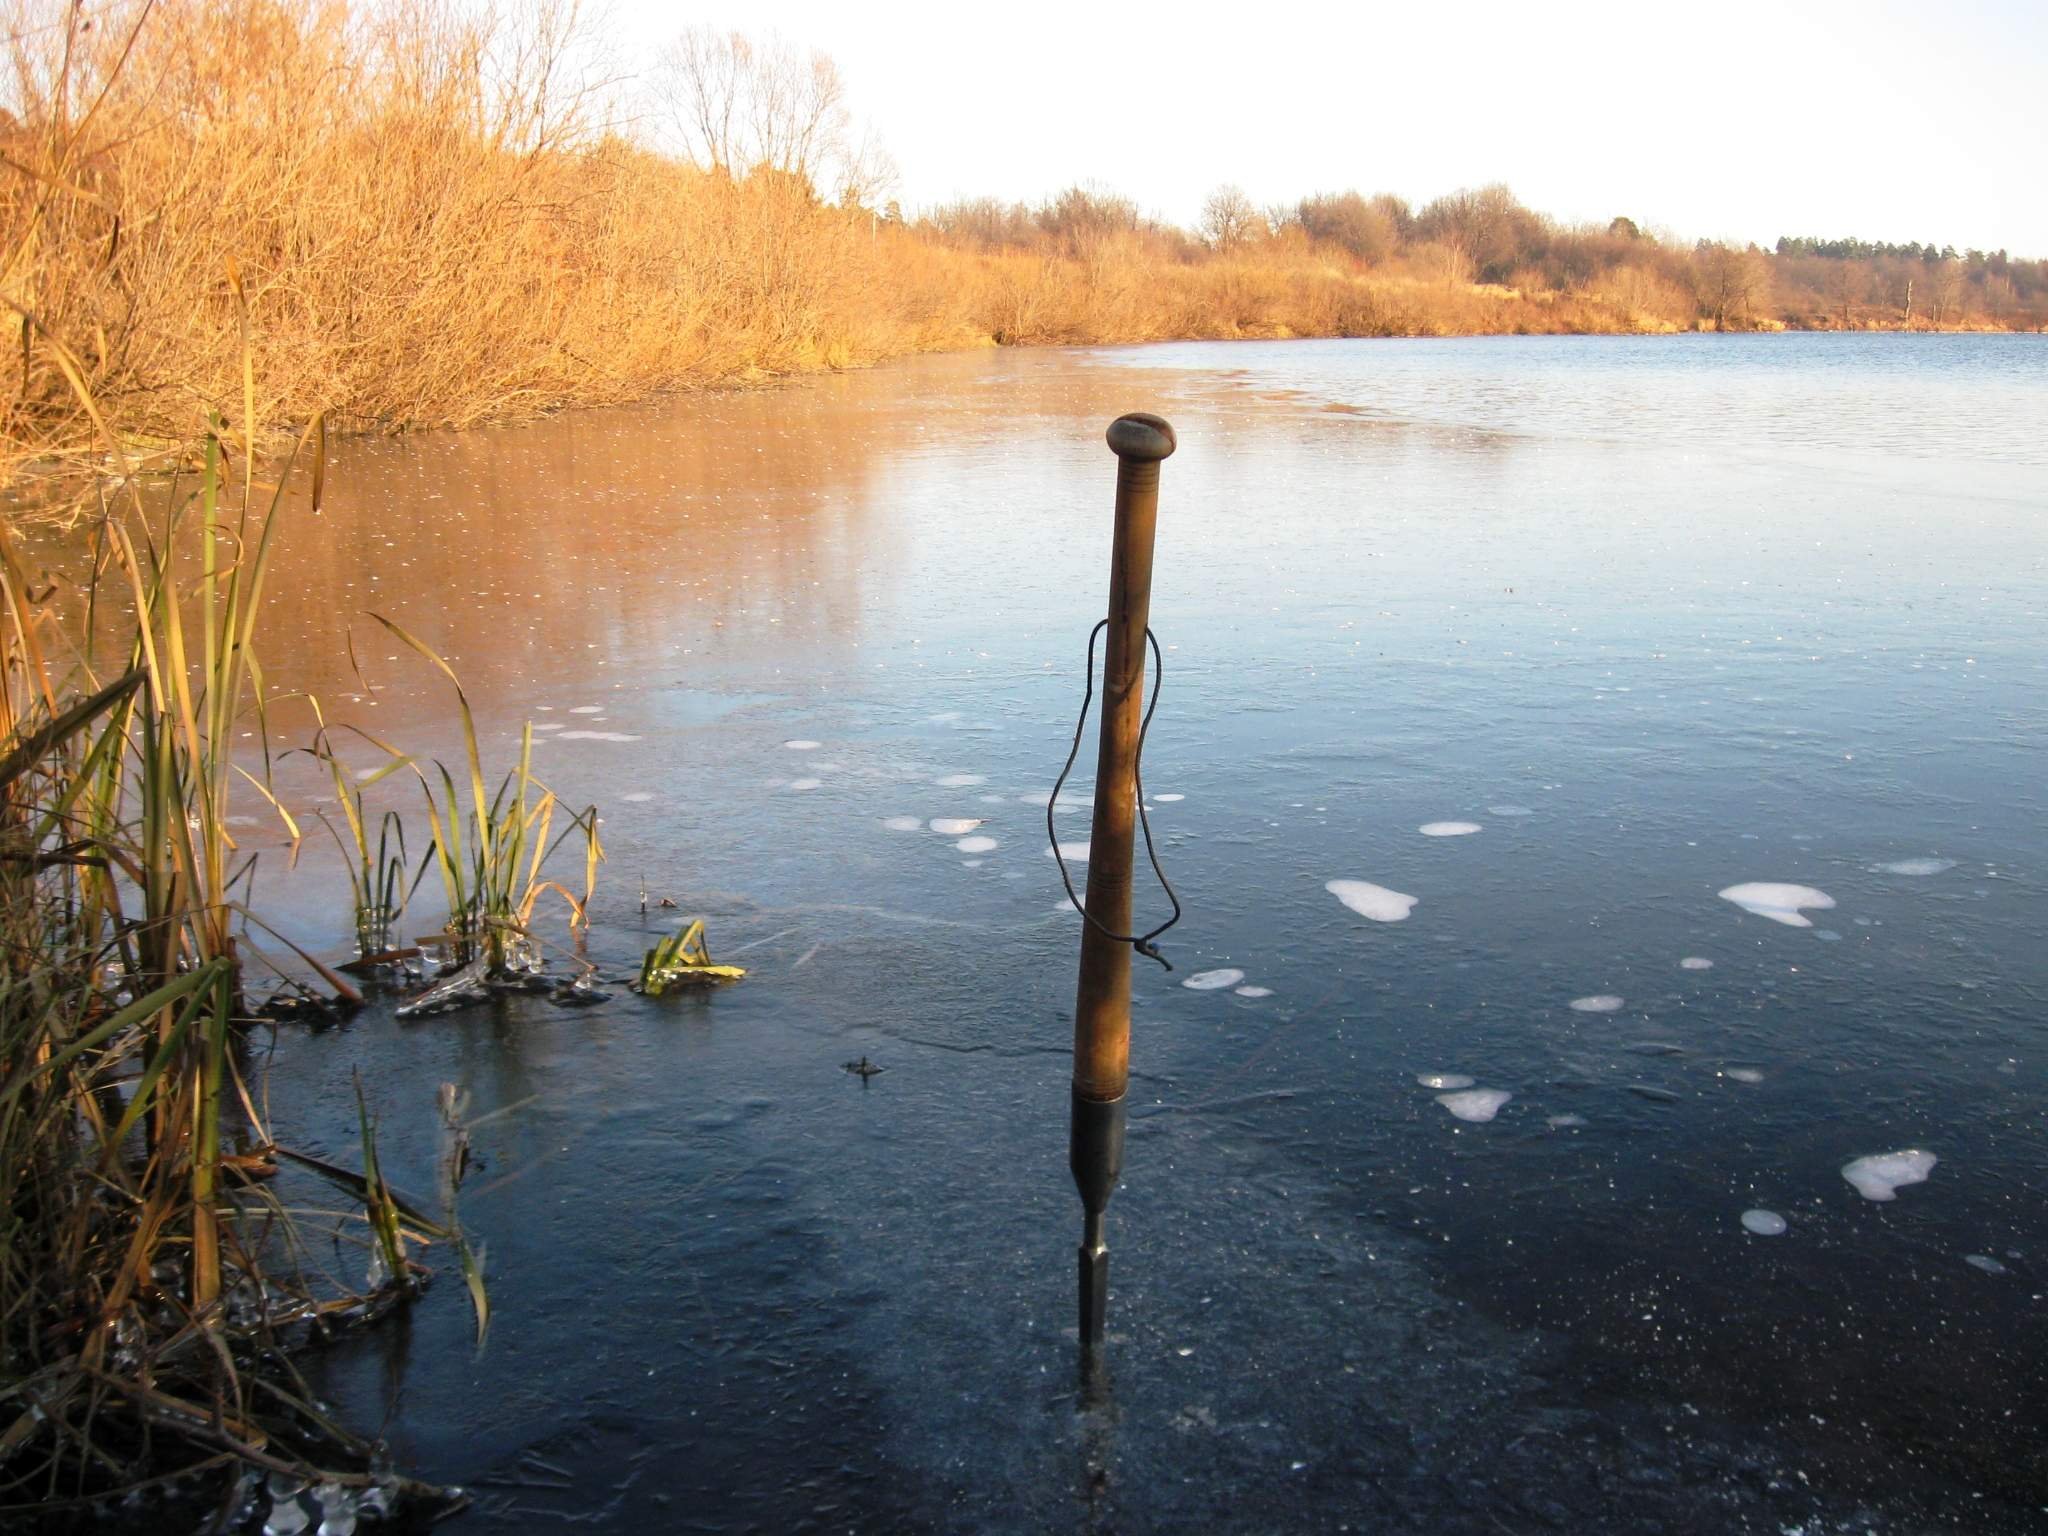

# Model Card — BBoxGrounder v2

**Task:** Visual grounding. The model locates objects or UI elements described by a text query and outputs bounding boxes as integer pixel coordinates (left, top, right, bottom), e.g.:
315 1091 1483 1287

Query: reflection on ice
1842 1149 1938 1202
1437 1088 1511 1122
1416 1072 1475 1090
1325 879 1417 922
1719 882 1836 928
1183 968 1245 991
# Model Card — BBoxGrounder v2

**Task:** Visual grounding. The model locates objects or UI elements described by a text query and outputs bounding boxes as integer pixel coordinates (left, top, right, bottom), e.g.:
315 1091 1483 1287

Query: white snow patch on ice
1741 1209 1789 1236
1680 956 1714 971
1841 1149 1938 1202
1326 880 1417 922
1233 985 1273 998
1437 1089 1511 1123
955 835 997 854
1719 882 1835 928
1879 857 1955 876
1419 821 1482 837
929 818 983 836
1569 995 1624 1013
935 773 986 787
1183 968 1245 991
784 739 821 750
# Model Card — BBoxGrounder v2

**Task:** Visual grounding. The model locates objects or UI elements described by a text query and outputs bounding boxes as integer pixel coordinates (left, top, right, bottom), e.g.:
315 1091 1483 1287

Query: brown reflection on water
245 349 1182 733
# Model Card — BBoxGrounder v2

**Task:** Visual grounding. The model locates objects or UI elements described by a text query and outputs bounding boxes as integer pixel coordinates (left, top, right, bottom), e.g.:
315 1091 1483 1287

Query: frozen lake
189 333 2047 1531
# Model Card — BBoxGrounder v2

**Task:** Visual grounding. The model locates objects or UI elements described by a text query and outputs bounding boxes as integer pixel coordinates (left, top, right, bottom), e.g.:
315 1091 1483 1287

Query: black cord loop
1049 620 1183 970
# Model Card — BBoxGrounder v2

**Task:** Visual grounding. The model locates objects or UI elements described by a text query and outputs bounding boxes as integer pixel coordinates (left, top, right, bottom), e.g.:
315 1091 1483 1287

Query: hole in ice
620 792 654 803
1569 995 1623 1013
789 778 821 791
1417 1072 1475 1090
1546 1114 1588 1129
557 730 640 742
784 739 821 751
1723 1067 1765 1084
1487 804 1533 817
1234 985 1273 998
882 816 922 832
1718 883 1835 928
1154 793 1185 802
1419 821 1482 837
1325 880 1417 922
930 818 983 836
1741 1209 1788 1236
1046 841 1091 862
1841 1149 1937 1202
1965 1254 2008 1275
1437 1089 1511 1123
1680 956 1714 970
935 773 986 787
569 705 603 714
1879 857 1954 876
955 835 997 853
1182 968 1245 991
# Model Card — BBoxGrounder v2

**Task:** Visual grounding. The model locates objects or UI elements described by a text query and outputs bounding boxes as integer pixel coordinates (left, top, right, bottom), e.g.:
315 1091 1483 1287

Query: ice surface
955 835 997 853
1183 968 1246 990
1326 879 1417 922
1419 821 1482 837
1569 995 1624 1013
1841 1149 1938 1202
1680 956 1714 970
1718 882 1836 928
929 818 983 836
1417 1072 1475 1090
881 816 922 832
1879 857 1955 876
1437 1089 1511 1122
1741 1209 1789 1236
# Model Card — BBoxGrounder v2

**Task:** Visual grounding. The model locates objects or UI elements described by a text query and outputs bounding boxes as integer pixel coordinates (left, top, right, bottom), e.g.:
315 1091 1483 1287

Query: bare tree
652 25 887 203
1690 241 1771 330
1201 184 1262 252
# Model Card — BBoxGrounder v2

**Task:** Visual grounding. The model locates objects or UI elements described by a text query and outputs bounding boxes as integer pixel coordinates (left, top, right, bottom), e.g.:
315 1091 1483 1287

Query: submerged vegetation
3 1 2043 497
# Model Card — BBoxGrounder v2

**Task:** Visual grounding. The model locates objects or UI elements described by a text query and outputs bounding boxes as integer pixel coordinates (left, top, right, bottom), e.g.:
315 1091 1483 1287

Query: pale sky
607 0 2048 256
